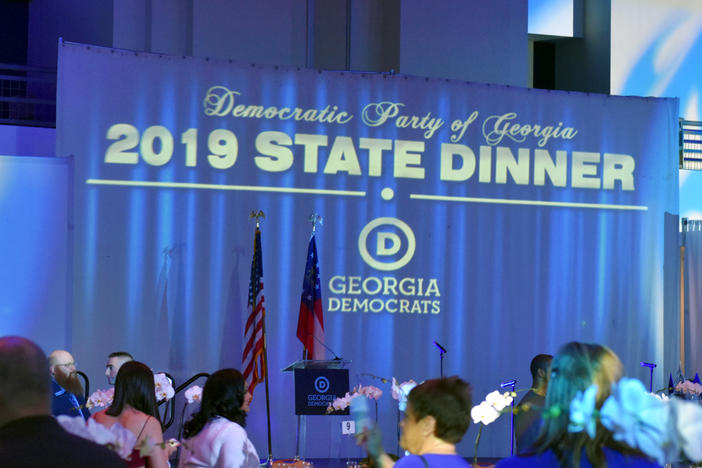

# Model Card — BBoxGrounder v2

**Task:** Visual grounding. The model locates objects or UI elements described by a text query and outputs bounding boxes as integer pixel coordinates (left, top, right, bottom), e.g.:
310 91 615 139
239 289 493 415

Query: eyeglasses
57 361 77 368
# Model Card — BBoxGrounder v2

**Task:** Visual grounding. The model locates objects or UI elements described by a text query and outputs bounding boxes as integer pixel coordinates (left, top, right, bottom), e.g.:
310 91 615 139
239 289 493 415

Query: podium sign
294 368 349 415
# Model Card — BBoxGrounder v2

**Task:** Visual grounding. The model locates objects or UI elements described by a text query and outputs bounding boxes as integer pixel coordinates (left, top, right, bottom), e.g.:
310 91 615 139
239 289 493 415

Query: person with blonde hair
497 342 660 468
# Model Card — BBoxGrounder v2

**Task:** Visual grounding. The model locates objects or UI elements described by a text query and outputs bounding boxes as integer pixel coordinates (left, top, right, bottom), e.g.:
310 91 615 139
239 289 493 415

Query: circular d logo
358 217 416 271
314 376 330 393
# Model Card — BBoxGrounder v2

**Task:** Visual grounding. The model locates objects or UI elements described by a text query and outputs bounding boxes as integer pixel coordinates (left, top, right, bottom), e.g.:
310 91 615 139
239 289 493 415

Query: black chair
76 370 90 403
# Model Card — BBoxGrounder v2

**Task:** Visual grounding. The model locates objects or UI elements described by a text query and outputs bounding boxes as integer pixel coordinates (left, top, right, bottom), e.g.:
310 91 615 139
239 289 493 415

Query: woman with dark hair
92 361 169 468
178 369 260 468
363 376 473 468
497 342 661 468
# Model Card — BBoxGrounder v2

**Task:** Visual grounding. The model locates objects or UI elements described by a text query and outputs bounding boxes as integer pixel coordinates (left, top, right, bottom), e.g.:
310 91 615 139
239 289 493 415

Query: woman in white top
178 369 259 468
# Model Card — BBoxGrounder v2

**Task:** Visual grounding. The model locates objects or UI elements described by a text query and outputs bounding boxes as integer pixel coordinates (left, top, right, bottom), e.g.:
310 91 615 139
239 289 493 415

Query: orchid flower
184 385 203 404
600 378 673 465
391 378 417 411
153 373 175 401
86 387 115 409
57 415 136 460
568 384 598 438
327 385 383 414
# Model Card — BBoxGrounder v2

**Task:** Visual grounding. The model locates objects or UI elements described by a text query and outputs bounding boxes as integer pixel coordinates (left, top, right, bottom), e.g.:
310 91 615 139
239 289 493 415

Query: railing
76 370 90 403
0 63 56 127
157 372 210 430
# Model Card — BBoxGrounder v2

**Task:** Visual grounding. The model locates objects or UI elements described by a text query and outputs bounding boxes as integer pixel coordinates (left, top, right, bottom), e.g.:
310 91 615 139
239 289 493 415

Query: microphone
640 362 656 369
433 341 447 354
306 332 342 360
500 379 516 388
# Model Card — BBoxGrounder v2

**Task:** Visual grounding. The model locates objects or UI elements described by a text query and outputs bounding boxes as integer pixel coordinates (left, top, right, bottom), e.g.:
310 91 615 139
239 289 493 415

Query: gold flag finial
249 210 265 228
308 213 323 234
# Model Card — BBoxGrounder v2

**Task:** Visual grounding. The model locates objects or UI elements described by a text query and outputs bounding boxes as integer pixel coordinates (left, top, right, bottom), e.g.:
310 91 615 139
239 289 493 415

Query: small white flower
568 384 597 438
184 385 203 404
485 390 513 412
391 378 417 411
358 385 383 400
471 401 499 425
675 380 702 396
107 422 137 459
601 378 672 465
154 373 175 401
136 436 158 457
57 415 91 438
86 388 115 409
57 415 136 460
670 398 702 463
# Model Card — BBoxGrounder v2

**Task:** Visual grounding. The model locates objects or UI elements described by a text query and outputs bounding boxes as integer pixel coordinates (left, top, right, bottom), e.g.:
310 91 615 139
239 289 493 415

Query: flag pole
251 211 273 466
261 297 273 466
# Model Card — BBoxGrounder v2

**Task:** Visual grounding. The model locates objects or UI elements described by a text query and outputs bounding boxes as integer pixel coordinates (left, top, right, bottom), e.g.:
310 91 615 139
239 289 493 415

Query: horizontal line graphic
409 193 648 211
86 179 366 197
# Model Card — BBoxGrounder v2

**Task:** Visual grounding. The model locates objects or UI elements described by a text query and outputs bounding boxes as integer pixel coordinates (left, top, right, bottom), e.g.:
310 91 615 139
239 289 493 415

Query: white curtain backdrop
683 220 702 379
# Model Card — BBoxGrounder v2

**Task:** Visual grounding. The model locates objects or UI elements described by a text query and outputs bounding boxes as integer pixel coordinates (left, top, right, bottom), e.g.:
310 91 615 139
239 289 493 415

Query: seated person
497 342 661 468
362 376 472 468
48 349 90 419
0 336 124 467
514 353 552 454
105 351 134 385
179 369 260 468
92 361 170 468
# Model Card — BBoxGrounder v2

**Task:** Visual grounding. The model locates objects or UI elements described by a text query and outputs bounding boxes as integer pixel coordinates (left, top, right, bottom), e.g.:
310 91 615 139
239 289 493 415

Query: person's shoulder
141 412 164 440
603 448 662 467
91 408 109 421
212 417 247 438
395 454 470 468
0 417 125 468
496 451 556 468
517 390 544 406
394 455 429 468
423 454 472 467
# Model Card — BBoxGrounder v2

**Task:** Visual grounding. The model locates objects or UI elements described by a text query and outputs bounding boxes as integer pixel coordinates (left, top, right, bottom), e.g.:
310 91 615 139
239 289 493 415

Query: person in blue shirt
362 376 473 468
0 336 125 467
48 349 90 420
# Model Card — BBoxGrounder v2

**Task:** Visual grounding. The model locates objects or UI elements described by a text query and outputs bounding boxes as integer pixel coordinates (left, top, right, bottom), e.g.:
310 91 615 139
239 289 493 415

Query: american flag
242 228 266 394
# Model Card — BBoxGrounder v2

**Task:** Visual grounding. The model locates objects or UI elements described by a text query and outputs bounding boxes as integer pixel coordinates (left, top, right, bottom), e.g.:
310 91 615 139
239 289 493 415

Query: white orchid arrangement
568 377 702 465
154 373 175 401
470 390 515 425
184 384 203 404
59 414 178 461
86 372 175 409
86 387 115 409
58 415 136 459
391 378 418 411
470 389 516 465
675 380 702 397
326 385 383 414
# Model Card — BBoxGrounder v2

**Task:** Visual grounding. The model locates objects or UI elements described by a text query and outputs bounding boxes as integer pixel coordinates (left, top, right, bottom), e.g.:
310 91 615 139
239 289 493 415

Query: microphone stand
641 362 656 392
433 341 447 377
501 379 517 456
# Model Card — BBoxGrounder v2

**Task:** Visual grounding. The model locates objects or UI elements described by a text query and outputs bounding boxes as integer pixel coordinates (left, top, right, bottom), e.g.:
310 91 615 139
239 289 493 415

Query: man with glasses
48 349 90 419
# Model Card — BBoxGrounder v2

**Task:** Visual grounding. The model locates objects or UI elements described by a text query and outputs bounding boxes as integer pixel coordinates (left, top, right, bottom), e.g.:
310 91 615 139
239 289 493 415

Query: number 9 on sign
341 420 356 435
